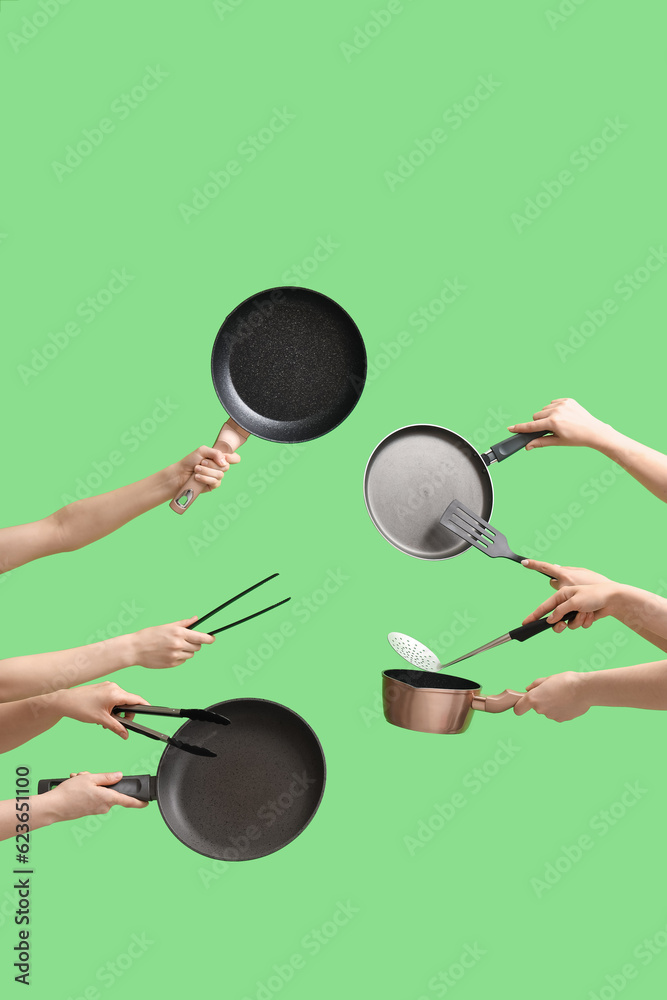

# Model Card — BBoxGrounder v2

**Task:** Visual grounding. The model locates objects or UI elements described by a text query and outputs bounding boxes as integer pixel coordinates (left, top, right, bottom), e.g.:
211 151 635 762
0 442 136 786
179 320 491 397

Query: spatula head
387 632 441 672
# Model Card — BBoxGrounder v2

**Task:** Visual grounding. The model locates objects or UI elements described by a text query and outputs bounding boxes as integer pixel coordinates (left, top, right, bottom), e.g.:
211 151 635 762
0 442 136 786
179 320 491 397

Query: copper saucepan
382 669 523 735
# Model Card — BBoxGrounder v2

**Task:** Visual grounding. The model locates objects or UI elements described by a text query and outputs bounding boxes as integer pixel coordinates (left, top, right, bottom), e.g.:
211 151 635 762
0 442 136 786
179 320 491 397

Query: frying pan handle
484 432 547 465
471 690 523 713
37 775 157 802
169 419 249 514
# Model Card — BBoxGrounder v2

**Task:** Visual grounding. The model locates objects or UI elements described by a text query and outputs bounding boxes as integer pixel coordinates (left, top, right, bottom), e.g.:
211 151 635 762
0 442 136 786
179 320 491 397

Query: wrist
36 790 68 826
110 632 139 669
574 671 595 709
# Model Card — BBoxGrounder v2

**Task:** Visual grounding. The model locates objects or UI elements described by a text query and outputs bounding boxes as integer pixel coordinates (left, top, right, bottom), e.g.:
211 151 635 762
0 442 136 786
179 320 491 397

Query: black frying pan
38 698 326 861
363 423 544 560
171 286 366 513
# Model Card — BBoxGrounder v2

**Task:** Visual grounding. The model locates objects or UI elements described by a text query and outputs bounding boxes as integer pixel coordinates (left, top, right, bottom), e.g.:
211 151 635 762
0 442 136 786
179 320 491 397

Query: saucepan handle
169 419 249 514
471 690 523 713
484 432 547 465
37 775 157 802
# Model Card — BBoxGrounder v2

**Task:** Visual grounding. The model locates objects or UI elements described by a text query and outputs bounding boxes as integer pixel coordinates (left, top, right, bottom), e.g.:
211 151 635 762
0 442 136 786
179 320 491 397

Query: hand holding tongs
189 573 290 636
112 704 230 757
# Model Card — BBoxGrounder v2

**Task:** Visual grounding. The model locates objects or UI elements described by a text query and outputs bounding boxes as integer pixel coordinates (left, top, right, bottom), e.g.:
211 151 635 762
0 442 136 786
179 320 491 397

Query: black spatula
440 500 551 575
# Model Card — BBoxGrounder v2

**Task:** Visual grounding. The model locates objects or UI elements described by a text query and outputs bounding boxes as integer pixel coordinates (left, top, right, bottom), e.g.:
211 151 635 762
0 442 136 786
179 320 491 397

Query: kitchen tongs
189 573 290 635
112 704 230 757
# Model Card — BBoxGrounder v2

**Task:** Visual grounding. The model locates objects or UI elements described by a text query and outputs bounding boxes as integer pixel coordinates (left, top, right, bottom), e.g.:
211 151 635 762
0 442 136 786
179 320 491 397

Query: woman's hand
514 672 590 722
508 398 612 450
48 771 149 821
174 445 241 493
523 583 624 633
131 619 215 669
521 559 610 590
57 682 149 739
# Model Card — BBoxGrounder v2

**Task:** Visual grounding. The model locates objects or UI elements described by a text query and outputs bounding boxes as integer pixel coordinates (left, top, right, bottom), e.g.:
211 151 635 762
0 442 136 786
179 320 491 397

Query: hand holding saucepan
514 672 589 722
523 584 622 633
508 397 611 450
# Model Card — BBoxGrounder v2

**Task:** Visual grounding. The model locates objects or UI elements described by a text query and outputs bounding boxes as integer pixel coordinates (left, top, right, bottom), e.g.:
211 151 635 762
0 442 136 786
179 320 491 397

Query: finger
567 611 588 629
195 472 224 487
175 617 200 627
552 621 569 633
520 558 561 579
526 678 546 691
582 612 595 629
522 592 562 624
525 436 559 450
197 460 227 476
103 716 130 739
223 453 241 464
507 419 552 434
182 628 215 645
105 791 149 810
513 695 531 716
94 771 123 786
197 447 227 468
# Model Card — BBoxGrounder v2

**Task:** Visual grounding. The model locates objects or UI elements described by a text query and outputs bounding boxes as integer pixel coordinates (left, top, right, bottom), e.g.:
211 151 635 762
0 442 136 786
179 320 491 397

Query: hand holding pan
382 669 524 735
171 286 366 513
38 698 325 861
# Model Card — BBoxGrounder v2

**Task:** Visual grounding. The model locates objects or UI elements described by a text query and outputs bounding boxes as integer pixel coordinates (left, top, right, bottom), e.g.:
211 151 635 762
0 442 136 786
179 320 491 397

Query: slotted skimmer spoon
388 610 577 673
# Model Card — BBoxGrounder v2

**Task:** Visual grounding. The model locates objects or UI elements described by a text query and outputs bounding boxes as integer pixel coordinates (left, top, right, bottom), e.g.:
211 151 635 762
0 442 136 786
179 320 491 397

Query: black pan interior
384 668 480 690
364 424 493 559
156 699 326 861
211 287 366 443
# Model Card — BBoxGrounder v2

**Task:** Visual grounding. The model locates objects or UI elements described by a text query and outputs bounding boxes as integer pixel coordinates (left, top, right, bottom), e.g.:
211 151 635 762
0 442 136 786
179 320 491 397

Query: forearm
612 585 667 642
0 635 136 702
0 793 60 842
0 694 65 753
595 429 667 503
579 660 667 710
52 463 181 552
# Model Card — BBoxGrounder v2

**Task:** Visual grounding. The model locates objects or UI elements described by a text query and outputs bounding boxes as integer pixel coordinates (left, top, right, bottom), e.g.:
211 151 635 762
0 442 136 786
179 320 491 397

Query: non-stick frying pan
383 668 523 735
363 423 544 560
38 698 326 861
171 286 366 513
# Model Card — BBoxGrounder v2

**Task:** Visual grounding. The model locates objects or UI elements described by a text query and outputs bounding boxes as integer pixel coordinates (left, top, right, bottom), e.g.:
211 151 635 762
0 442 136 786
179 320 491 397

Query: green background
1 0 666 996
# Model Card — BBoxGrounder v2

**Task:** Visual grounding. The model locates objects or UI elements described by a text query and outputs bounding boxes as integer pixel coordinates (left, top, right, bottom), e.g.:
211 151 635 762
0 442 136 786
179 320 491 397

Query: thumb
95 772 123 786
513 694 531 716
525 436 558 449
175 617 199 627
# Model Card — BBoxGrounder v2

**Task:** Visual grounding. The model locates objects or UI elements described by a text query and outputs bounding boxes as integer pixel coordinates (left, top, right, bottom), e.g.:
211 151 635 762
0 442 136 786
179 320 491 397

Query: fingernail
521 559 529 566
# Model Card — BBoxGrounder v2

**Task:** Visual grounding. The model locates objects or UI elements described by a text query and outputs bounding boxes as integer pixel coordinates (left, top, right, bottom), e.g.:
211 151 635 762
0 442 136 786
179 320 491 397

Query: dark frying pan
171 286 366 513
38 698 326 861
363 423 544 560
